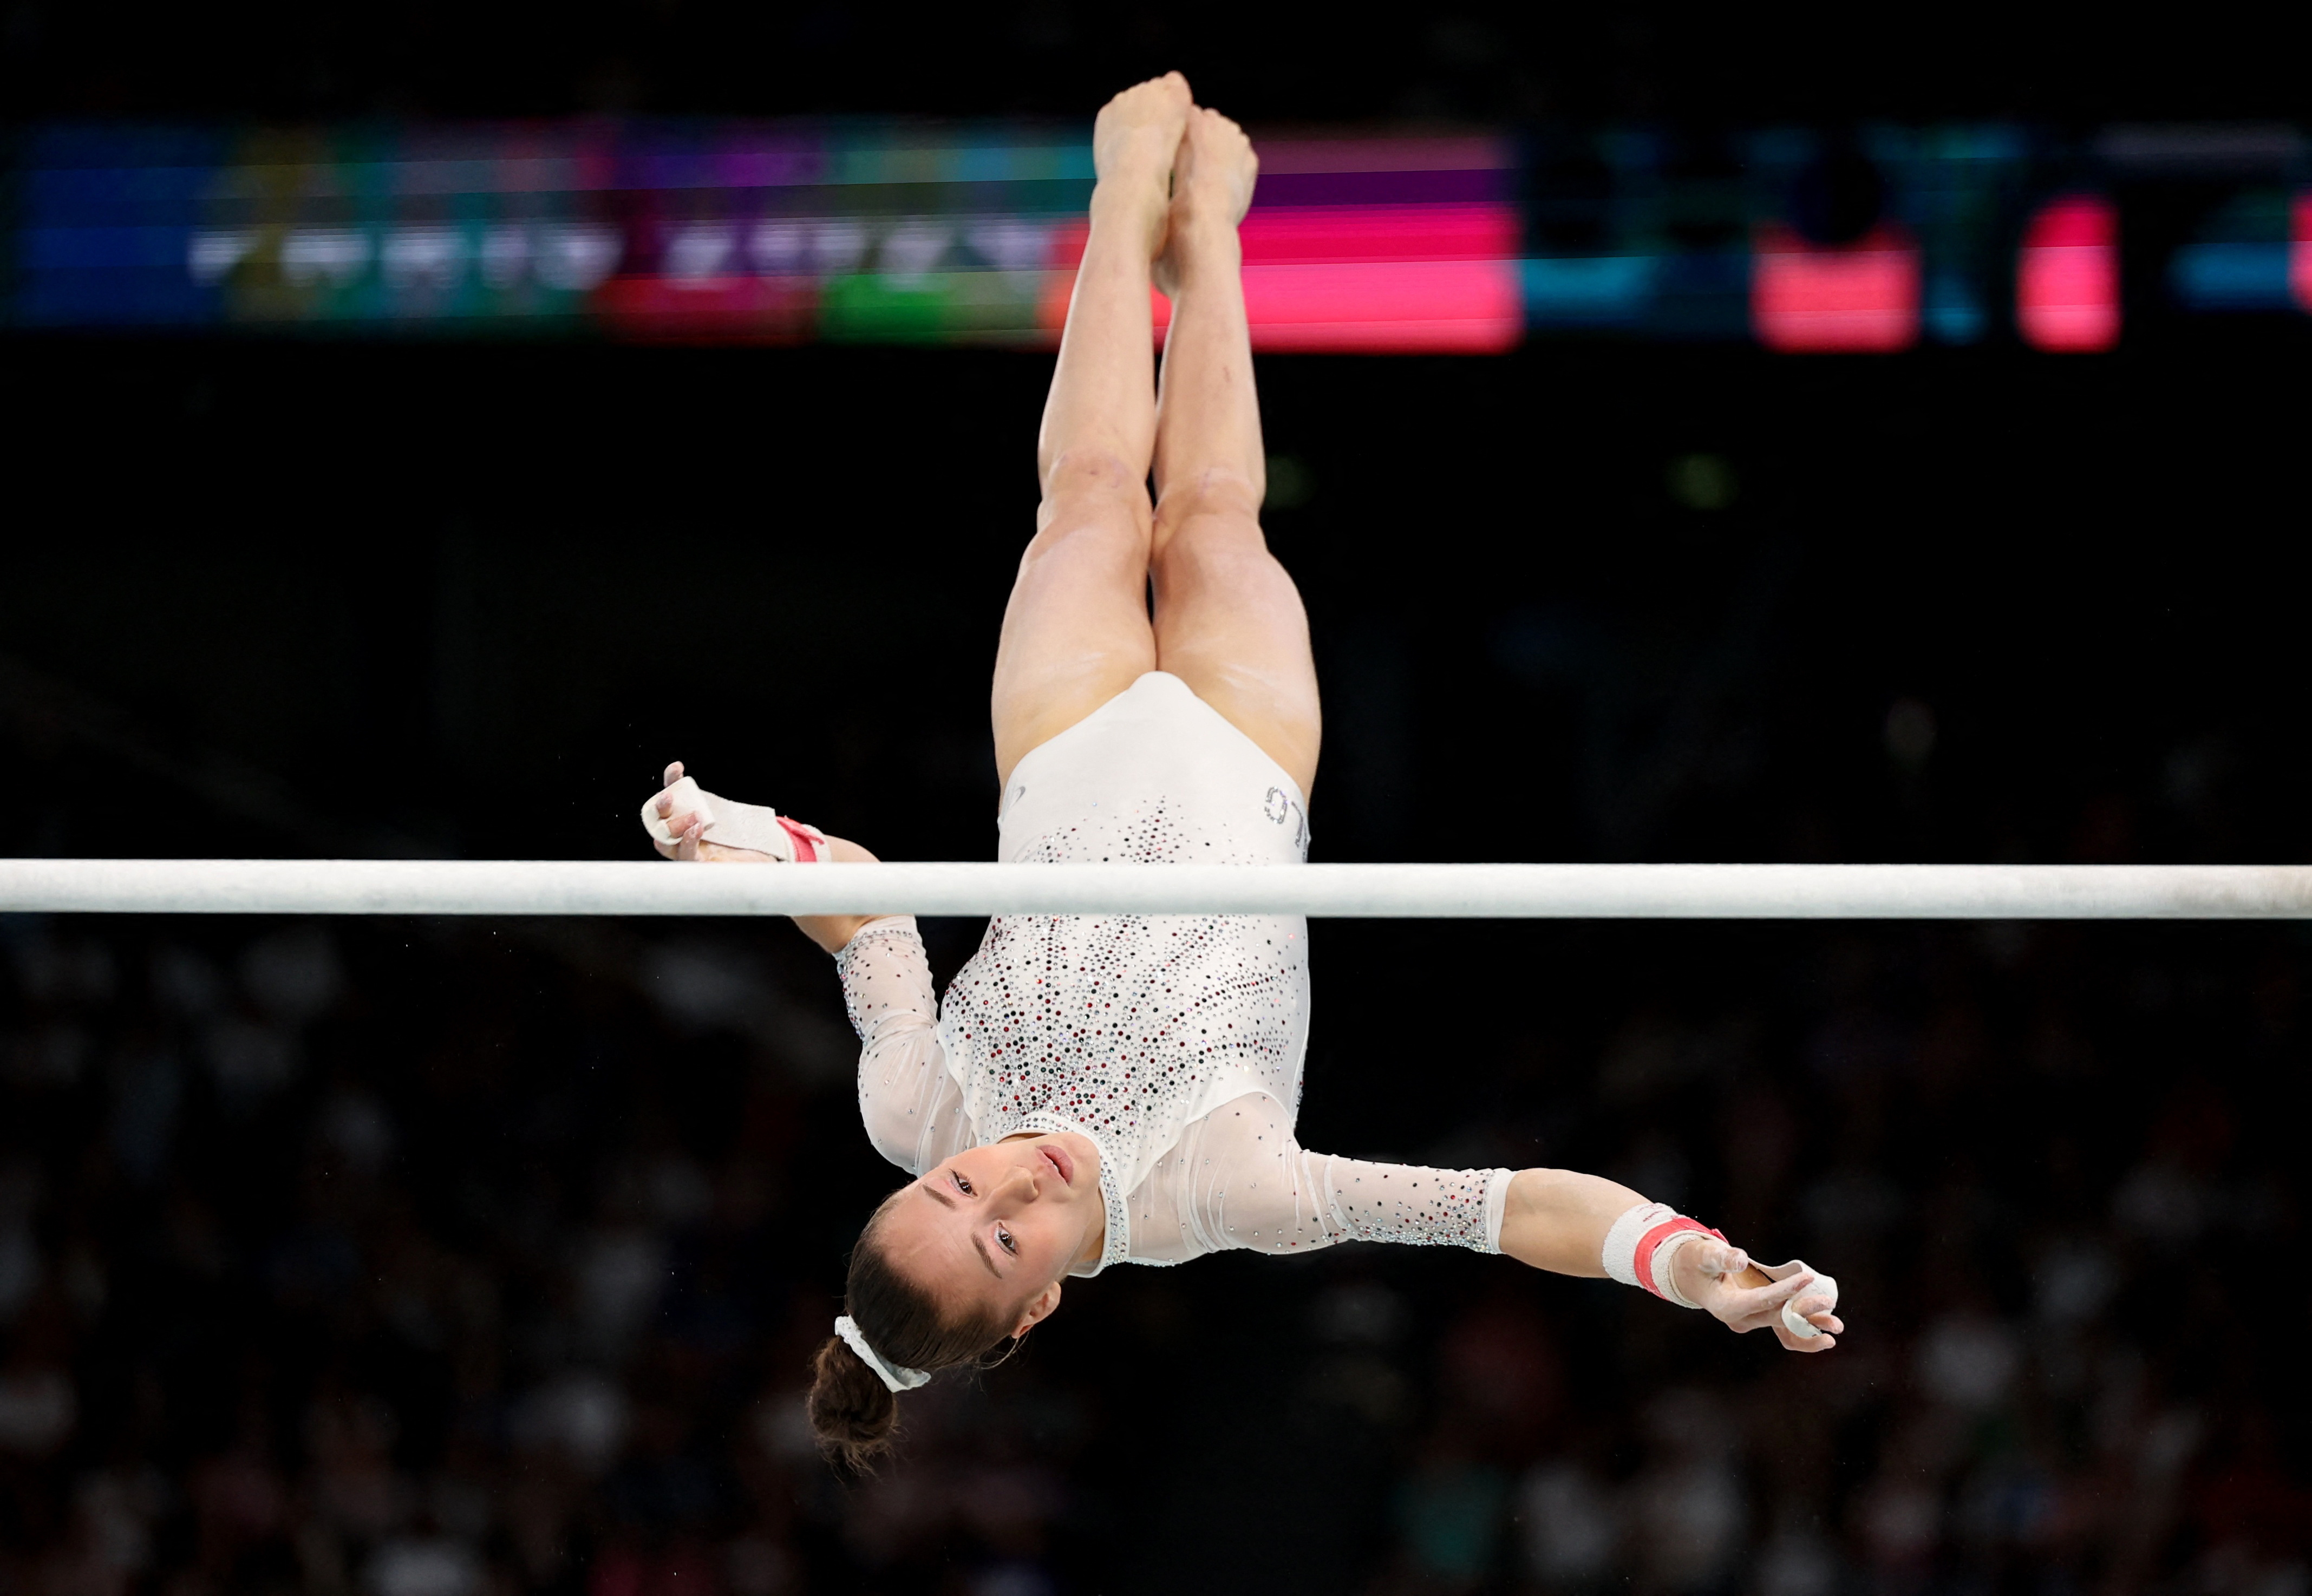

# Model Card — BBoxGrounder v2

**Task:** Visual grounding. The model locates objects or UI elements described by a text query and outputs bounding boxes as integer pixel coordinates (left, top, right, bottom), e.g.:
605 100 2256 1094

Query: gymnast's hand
648 762 775 864
646 762 886 953
1673 1240 1844 1353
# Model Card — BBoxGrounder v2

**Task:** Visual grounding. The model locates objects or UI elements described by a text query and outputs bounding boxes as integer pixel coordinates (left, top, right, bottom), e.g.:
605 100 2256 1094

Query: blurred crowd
0 901 2304 1596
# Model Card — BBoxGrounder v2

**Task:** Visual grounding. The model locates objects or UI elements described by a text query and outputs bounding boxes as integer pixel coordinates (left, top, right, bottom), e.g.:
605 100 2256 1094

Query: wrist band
1602 1201 1727 1310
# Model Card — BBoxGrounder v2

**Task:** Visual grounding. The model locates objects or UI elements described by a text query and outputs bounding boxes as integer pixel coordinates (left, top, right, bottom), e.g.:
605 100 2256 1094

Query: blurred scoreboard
10 121 2309 351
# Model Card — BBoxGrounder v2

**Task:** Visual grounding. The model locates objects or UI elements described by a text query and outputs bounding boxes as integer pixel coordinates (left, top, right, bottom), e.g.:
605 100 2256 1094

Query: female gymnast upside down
639 74 1844 1468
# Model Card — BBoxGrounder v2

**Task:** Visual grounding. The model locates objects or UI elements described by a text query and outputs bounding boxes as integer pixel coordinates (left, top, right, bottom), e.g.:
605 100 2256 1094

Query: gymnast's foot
1091 72 1193 259
1155 106 1257 297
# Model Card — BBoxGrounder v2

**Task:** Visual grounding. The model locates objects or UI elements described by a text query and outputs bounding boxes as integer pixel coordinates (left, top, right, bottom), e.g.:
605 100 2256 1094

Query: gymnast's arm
1503 1168 1843 1352
1179 1103 1841 1352
644 761 889 954
835 917 970 1174
779 836 886 957
675 830 888 953
1495 1166 1643 1273
672 848 967 1171
641 767 966 1168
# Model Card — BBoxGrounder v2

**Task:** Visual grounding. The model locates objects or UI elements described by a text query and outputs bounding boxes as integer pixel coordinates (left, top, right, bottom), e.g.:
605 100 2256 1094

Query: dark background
4 10 2311 1596
6 3 2311 125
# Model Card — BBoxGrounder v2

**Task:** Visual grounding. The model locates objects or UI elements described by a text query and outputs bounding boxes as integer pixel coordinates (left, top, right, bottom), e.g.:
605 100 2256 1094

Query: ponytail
806 1335 900 1470
805 1191 1019 1470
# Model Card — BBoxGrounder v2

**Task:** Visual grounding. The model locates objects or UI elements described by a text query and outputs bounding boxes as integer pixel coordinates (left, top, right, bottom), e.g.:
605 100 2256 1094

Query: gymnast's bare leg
658 75 1196 951
989 73 1191 785
1148 107 1320 798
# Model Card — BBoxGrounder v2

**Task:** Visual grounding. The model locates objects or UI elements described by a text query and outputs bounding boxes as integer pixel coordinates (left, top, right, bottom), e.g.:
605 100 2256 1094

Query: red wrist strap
775 816 825 864
1632 1216 1726 1299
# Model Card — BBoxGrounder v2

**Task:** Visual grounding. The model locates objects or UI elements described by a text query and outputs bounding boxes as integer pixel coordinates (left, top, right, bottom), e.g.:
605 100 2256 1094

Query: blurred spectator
0 874 2303 1594
1513 1455 1617 1590
1625 1390 1743 1594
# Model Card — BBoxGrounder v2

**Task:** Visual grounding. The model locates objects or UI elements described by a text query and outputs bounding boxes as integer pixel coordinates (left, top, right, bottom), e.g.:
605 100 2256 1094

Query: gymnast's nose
1000 1161 1041 1203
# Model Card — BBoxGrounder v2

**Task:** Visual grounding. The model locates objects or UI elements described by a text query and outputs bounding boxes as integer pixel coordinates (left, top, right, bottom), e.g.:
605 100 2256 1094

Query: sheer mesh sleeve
835 917 970 1175
1130 1092 1514 1263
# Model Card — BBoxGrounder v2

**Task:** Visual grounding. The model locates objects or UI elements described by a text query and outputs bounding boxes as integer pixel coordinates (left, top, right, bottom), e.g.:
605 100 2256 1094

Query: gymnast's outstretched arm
645 760 886 954
1168 1098 1845 1353
1497 1167 1843 1352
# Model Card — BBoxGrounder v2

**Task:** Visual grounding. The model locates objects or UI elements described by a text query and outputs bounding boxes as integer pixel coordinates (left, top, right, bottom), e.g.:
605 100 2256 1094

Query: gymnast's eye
997 1225 1016 1255
952 1172 975 1197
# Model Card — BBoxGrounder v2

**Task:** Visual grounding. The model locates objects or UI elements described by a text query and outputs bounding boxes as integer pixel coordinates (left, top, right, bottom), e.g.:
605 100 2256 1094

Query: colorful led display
1752 225 1922 352
16 123 1094 342
2297 196 2312 313
14 123 1516 350
2016 195 2121 353
1039 139 1520 353
2170 191 2298 312
9 121 2307 351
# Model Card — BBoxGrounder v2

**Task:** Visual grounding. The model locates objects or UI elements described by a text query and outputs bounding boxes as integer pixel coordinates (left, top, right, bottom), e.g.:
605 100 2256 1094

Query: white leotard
839 672 1512 1274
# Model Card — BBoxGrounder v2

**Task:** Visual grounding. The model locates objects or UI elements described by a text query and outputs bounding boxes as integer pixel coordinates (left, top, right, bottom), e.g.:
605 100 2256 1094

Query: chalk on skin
1756 1258 1838 1338
641 776 801 859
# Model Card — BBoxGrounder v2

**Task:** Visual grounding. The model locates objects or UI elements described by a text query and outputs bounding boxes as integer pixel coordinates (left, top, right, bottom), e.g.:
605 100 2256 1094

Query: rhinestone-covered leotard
838 673 1512 1275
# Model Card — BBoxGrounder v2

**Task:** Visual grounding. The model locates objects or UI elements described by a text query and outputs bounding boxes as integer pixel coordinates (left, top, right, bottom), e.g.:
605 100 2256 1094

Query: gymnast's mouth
1040 1143 1075 1187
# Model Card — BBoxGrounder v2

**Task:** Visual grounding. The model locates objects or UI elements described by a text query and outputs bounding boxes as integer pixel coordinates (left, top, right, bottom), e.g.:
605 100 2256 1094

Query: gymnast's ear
1011 1279 1064 1340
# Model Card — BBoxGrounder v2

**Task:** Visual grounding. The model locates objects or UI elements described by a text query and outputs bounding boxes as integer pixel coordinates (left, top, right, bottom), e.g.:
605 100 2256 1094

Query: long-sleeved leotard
839 915 1512 1273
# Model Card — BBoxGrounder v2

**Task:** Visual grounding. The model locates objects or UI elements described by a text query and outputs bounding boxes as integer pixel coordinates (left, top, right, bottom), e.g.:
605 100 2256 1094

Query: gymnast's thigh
1150 502 1321 800
990 488 1158 788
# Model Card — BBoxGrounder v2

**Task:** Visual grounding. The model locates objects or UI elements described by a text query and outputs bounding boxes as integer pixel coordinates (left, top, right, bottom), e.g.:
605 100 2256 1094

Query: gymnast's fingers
1719 1270 1814 1327
1772 1321 1838 1352
1789 1297 1844 1334
663 760 684 787
1754 1301 1843 1340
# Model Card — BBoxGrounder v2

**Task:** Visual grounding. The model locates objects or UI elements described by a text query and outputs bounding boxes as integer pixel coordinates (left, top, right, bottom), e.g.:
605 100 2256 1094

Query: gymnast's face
877 1131 1105 1337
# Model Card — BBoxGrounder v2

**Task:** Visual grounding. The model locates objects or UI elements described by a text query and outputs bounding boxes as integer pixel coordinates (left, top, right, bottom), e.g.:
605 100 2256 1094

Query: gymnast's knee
1039 446 1151 507
1153 469 1264 539
1019 501 1151 581
1027 454 1152 561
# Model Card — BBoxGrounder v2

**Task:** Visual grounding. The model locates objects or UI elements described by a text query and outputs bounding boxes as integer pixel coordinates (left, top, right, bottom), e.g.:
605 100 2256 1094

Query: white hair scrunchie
834 1315 931 1394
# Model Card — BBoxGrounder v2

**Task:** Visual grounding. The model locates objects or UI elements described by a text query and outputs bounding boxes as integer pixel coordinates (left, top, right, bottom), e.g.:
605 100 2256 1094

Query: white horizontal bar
2 858 2310 919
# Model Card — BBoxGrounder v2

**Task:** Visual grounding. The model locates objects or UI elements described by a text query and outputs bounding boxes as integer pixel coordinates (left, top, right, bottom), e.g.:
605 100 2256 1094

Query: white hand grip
640 777 798 858
1759 1258 1838 1338
641 776 708 845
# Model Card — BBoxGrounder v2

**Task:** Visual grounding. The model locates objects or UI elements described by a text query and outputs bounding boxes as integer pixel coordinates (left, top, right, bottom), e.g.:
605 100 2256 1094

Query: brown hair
806 1192 1019 1471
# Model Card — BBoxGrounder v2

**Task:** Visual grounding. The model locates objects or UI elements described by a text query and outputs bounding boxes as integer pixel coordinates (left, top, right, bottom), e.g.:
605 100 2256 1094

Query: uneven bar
3 859 2312 919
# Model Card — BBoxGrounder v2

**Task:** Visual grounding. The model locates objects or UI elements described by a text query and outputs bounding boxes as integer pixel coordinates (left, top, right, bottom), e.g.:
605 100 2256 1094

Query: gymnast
640 74 1843 1467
